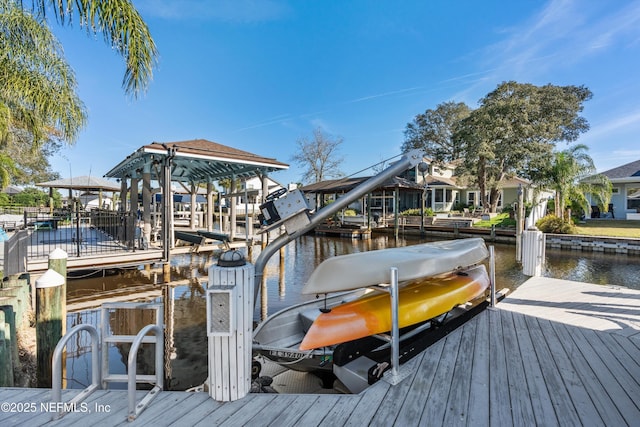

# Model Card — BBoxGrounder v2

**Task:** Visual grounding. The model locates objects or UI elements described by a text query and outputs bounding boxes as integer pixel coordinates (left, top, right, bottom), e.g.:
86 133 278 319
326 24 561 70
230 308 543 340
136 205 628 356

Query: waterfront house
301 157 538 219
400 159 535 213
586 159 640 220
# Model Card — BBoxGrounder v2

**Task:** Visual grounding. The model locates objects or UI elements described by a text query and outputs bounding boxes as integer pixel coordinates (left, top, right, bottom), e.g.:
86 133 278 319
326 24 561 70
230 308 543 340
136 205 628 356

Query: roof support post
162 149 175 261
230 175 237 241
119 176 128 242
189 182 197 230
130 177 139 248
142 164 152 247
206 181 214 232
260 171 269 249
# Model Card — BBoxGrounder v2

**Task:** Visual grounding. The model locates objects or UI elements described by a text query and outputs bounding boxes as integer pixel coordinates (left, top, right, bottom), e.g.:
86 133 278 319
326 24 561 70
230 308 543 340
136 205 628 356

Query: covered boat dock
301 175 425 230
104 139 288 260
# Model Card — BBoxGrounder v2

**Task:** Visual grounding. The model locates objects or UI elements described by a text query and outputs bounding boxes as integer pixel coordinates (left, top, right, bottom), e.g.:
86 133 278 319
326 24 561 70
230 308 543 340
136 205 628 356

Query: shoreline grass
473 214 640 238
574 219 640 238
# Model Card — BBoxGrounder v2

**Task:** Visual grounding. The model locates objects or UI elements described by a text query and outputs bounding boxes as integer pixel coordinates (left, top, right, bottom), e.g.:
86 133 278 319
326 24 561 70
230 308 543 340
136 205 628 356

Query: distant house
302 157 539 216
400 158 537 213
587 159 640 220
219 176 292 214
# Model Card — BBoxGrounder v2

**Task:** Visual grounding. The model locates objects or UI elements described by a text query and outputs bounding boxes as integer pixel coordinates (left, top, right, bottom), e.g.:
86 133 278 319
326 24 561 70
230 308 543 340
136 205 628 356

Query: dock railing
3 207 142 275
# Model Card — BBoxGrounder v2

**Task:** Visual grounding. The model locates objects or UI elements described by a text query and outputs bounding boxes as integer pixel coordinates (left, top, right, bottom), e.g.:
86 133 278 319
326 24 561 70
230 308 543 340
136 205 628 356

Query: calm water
64 234 640 391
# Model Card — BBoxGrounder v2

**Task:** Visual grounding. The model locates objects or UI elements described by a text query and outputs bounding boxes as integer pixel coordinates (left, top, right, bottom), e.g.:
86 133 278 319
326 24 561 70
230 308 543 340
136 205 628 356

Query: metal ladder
52 301 164 422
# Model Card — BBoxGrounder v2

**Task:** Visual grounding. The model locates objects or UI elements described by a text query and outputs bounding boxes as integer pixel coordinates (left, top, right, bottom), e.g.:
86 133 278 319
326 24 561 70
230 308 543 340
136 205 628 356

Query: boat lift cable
253 149 426 307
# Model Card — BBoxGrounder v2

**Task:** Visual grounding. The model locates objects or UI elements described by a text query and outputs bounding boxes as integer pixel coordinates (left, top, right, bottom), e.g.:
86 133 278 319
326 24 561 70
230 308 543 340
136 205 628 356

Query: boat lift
204 149 507 399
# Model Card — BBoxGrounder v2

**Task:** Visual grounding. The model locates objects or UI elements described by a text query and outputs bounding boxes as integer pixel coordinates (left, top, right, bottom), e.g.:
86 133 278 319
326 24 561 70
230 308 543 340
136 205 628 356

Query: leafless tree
291 127 344 183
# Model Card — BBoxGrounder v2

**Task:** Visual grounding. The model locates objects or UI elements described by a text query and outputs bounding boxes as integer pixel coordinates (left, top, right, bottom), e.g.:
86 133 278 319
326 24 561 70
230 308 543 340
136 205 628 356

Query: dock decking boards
1 277 639 426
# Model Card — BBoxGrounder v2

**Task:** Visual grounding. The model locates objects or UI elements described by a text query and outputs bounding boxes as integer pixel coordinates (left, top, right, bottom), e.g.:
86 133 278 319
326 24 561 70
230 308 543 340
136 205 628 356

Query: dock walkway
1 277 639 426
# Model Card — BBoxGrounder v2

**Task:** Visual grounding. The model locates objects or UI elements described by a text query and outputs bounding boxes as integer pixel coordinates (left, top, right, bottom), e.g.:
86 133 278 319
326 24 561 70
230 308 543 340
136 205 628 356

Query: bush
536 214 576 234
400 208 434 217
343 209 357 216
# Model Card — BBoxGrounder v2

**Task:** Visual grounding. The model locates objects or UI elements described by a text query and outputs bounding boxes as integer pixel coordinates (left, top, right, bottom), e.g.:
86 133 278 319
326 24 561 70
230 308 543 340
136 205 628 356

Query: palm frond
35 0 159 97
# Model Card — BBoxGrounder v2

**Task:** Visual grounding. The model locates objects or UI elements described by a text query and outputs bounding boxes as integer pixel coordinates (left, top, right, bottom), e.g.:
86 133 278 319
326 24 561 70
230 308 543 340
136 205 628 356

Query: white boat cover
302 238 489 294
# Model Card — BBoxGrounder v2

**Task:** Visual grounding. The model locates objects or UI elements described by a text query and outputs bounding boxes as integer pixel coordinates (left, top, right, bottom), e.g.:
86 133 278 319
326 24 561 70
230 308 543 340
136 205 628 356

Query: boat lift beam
253 149 426 305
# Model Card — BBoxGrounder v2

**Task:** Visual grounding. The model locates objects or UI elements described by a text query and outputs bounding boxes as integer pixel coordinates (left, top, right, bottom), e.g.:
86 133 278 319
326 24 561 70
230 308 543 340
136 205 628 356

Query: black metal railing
22 207 137 259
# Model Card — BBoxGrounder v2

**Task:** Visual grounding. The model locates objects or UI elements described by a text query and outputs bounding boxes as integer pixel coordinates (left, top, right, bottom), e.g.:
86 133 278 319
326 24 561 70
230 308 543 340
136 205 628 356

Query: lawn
473 213 516 228
574 219 640 238
473 215 640 238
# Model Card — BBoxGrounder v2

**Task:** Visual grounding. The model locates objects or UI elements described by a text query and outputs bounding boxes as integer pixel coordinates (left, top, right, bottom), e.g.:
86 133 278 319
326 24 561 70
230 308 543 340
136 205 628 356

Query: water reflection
63 234 640 391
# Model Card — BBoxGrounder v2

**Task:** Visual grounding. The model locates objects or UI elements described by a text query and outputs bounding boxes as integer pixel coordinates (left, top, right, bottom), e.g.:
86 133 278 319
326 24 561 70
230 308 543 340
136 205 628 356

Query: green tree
0 0 87 146
4 133 62 184
12 186 59 206
544 144 611 218
291 127 344 183
402 101 471 164
455 81 592 212
0 152 17 188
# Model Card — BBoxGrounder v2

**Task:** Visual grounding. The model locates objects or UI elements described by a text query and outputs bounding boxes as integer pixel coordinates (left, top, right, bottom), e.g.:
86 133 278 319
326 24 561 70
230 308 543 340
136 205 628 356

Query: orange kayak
299 264 489 350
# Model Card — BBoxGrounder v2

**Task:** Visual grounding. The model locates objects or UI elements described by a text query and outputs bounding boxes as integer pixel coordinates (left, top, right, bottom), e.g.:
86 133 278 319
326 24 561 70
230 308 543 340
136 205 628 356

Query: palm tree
0 152 17 188
0 0 87 145
545 144 611 218
0 0 157 183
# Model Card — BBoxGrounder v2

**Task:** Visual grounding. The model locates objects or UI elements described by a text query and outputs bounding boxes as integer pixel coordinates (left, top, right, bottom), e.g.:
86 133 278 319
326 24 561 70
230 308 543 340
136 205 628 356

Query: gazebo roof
104 139 288 183
301 176 424 194
36 176 120 191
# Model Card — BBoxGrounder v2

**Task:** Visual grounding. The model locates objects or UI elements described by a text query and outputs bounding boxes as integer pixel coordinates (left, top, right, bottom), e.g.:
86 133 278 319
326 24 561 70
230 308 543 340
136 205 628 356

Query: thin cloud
586 110 640 140
233 113 294 132
459 0 640 92
346 87 425 104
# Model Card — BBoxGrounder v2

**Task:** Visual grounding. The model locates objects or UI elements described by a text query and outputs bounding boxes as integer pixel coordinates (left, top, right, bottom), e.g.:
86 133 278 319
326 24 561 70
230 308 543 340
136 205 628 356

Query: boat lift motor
258 188 311 235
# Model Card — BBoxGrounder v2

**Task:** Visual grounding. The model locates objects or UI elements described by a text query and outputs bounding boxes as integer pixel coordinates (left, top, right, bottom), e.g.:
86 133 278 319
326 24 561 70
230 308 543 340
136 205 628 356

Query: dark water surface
64 234 640 390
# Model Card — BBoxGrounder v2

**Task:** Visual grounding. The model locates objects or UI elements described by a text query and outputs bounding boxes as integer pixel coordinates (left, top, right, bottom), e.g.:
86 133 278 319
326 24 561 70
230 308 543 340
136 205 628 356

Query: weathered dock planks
1 277 639 426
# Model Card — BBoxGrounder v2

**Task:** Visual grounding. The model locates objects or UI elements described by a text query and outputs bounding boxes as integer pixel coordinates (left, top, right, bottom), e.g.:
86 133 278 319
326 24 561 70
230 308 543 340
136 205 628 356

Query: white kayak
301 238 489 295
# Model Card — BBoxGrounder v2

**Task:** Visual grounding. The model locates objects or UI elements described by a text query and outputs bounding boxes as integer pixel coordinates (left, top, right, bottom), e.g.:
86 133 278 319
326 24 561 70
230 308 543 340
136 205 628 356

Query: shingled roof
37 176 120 191
105 139 288 183
600 159 640 181
301 176 424 193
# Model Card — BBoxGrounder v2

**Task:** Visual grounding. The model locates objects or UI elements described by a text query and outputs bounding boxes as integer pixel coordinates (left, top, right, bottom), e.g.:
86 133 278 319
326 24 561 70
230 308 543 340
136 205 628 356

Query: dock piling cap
217 250 246 267
49 248 68 260
36 269 65 288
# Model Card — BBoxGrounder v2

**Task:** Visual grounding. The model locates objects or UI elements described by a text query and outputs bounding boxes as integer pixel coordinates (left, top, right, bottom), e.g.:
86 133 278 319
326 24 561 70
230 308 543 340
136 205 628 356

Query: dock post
522 227 545 276
489 246 496 307
35 269 65 388
515 185 524 262
48 249 67 335
390 267 400 378
206 250 254 401
0 308 15 386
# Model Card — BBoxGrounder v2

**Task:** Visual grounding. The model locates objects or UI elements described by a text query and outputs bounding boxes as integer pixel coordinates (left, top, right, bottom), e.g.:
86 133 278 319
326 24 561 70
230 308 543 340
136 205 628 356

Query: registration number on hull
269 350 304 359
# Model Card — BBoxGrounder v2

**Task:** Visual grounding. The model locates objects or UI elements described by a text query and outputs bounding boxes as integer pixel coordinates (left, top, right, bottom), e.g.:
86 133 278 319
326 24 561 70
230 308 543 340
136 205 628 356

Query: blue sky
49 0 640 186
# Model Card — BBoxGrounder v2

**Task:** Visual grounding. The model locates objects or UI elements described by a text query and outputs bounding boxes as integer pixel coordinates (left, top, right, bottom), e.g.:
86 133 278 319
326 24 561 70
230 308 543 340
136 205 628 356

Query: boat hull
302 238 489 295
252 289 370 373
299 264 490 350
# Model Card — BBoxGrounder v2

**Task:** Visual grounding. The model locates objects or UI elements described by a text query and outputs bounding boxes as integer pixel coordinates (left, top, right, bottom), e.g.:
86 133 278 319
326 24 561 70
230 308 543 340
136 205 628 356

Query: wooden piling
163 263 171 283
47 249 67 335
0 273 30 329
0 309 14 386
0 305 17 376
35 269 65 388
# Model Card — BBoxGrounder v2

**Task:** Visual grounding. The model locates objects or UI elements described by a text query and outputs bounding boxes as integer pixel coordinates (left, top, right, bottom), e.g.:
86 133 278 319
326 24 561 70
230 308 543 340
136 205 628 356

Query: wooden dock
1 277 639 426
314 226 372 239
